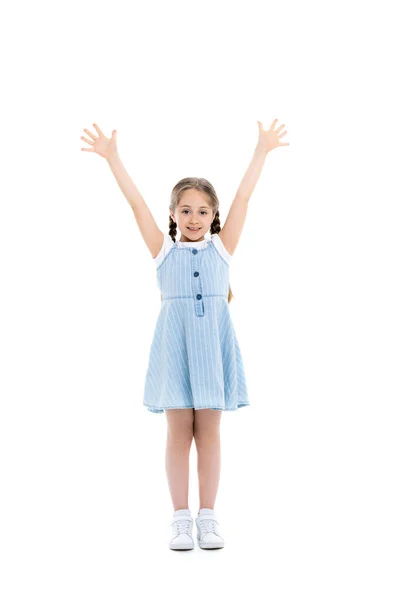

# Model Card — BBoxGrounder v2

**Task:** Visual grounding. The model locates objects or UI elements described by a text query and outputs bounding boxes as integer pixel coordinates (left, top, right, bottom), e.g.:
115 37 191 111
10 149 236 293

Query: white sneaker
195 508 225 549
169 509 194 550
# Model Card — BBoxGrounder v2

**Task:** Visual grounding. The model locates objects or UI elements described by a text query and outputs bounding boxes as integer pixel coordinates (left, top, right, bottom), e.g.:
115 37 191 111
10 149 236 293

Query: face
170 189 215 242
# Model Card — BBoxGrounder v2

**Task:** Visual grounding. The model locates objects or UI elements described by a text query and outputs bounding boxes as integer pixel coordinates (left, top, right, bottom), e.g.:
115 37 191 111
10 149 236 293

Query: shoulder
153 232 175 267
211 233 232 264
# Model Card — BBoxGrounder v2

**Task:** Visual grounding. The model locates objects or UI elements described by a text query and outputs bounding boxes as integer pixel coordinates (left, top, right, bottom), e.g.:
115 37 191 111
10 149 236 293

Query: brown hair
164 176 234 304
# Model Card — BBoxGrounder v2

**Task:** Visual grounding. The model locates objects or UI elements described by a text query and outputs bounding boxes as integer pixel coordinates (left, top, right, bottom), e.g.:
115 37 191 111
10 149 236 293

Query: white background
1 0 399 598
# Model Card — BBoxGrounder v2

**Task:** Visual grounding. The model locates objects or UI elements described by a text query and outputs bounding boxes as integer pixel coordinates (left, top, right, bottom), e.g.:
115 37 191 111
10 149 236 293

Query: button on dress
143 234 250 414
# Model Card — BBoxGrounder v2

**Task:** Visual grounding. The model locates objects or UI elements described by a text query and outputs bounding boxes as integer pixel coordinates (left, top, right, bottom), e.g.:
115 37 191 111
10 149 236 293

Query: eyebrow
180 205 210 209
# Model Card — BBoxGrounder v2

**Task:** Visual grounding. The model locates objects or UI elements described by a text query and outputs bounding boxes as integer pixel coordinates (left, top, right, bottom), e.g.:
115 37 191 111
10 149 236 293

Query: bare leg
165 408 194 511
193 409 222 513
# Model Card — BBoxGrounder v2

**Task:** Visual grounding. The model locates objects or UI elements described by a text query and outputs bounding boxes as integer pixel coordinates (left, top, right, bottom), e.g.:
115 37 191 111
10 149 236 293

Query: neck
179 234 205 243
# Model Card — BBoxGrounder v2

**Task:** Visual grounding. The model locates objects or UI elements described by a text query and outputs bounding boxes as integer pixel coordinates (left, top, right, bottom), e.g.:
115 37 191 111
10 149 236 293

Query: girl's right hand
80 124 118 160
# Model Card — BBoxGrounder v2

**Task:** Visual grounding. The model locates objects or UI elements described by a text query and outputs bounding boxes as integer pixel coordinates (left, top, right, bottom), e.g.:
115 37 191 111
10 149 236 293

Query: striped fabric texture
143 234 250 413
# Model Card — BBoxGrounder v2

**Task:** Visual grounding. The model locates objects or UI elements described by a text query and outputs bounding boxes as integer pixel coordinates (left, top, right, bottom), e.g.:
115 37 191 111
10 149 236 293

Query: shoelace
198 518 218 535
172 518 192 535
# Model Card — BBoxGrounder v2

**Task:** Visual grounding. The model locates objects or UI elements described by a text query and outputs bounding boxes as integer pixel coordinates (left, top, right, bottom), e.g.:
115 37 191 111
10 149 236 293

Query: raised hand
80 123 118 159
256 119 289 153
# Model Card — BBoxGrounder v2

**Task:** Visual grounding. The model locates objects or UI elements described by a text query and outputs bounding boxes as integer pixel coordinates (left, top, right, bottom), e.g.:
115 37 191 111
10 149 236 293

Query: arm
107 152 164 259
234 144 269 201
219 119 289 256
218 145 268 256
81 124 164 258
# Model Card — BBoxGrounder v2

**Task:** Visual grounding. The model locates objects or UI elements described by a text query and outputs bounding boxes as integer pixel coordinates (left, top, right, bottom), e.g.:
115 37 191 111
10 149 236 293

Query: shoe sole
197 536 224 549
170 541 194 550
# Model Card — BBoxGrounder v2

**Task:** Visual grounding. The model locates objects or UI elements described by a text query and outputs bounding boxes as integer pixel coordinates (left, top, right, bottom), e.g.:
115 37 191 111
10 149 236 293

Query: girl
81 119 289 550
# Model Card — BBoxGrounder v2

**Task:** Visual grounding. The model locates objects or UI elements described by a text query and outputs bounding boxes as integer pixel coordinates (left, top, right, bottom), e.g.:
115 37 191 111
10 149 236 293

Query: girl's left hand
257 119 289 153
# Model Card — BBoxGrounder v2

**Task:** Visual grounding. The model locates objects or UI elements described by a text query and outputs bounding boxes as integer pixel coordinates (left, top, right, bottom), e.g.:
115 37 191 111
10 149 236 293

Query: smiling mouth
188 227 201 231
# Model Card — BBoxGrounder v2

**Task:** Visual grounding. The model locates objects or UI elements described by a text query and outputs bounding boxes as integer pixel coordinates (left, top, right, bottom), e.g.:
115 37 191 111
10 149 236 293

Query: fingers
92 123 105 137
83 128 96 141
80 123 110 153
81 135 94 145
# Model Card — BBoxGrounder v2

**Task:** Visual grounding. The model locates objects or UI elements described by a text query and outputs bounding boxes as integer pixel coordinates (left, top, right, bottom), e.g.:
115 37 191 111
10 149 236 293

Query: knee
167 424 194 446
193 410 221 443
193 427 220 446
166 409 194 445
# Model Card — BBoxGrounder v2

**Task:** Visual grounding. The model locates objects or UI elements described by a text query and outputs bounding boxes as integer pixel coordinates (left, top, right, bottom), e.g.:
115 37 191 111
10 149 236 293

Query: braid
210 210 221 234
169 214 177 242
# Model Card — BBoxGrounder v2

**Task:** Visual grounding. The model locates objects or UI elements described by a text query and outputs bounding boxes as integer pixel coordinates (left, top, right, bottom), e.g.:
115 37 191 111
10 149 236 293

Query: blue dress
143 234 250 413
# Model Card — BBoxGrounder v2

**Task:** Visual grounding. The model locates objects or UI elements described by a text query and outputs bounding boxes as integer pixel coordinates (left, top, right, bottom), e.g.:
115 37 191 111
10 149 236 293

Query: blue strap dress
143 233 250 413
